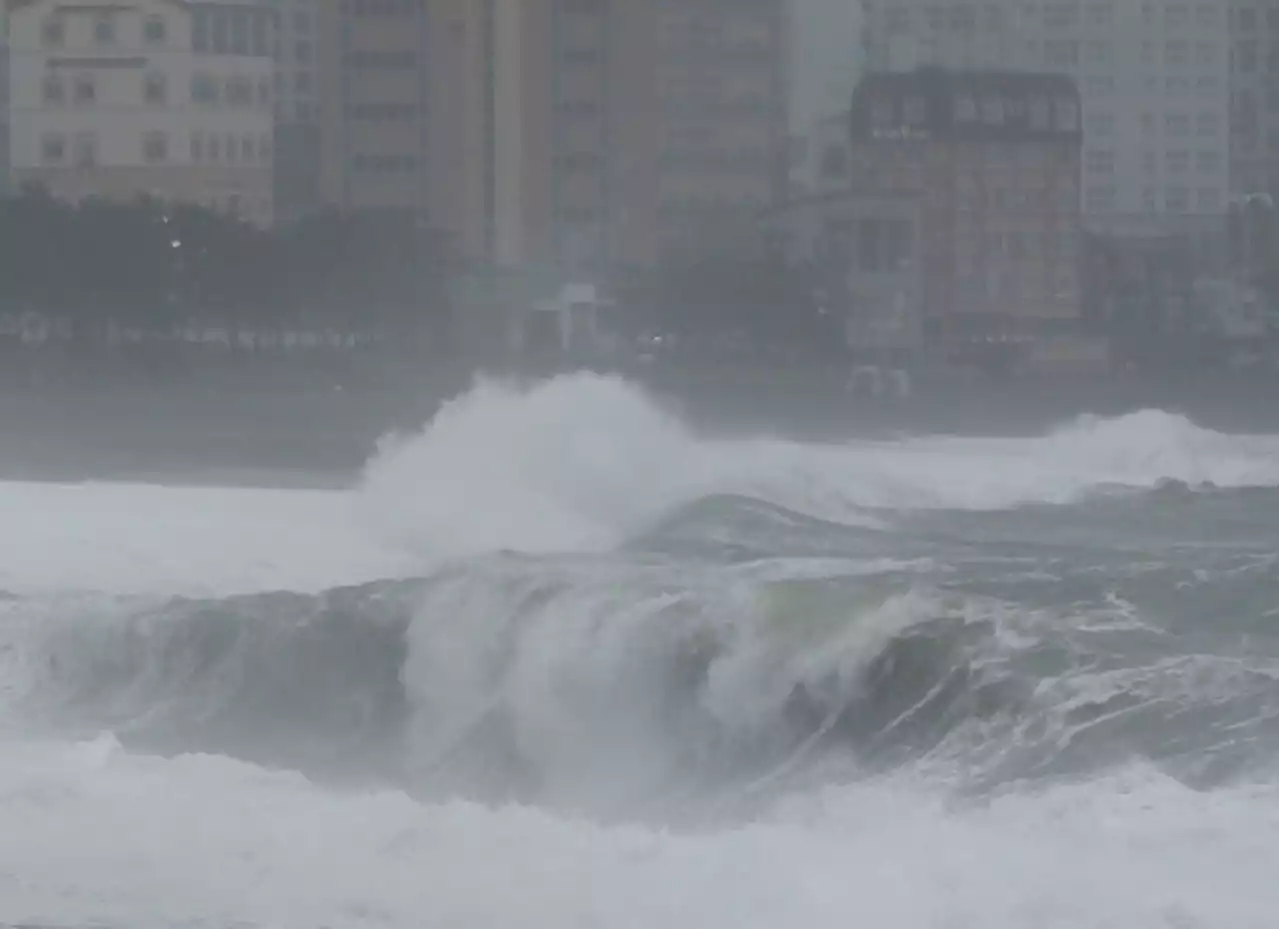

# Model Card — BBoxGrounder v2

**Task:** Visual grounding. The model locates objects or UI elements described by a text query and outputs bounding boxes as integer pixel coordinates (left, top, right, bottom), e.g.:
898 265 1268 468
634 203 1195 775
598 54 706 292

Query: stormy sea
0 373 1275 929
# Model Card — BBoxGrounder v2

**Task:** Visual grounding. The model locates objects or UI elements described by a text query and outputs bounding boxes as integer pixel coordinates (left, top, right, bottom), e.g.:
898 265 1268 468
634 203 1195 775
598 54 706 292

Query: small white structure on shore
524 282 616 357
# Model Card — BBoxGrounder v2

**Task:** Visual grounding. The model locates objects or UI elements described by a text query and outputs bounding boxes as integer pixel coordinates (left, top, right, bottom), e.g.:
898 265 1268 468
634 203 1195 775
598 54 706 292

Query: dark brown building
849 69 1084 349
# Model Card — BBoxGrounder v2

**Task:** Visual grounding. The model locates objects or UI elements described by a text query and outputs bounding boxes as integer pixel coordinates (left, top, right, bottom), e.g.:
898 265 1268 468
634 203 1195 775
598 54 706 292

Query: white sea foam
0 734 1272 929
0 373 1275 928
360 373 1278 556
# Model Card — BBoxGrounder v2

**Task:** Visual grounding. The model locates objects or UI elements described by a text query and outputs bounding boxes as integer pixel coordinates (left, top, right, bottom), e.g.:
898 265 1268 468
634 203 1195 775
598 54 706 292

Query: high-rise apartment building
860 0 1233 233
849 70 1084 341
1228 0 1278 200
1 3 9 194
315 2 438 218
316 0 789 270
459 0 790 270
652 0 790 261
268 0 321 220
7 0 275 224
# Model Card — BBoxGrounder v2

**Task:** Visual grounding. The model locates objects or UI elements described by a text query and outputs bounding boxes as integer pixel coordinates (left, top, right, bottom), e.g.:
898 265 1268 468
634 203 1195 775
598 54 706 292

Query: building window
1084 40 1112 64
257 79 272 107
144 73 167 105
226 78 253 106
207 134 220 161
1165 4 1189 29
74 75 96 105
191 74 217 104
1164 113 1189 136
143 131 168 163
212 8 229 53
820 144 848 180
954 93 977 121
1164 40 1189 67
1085 184 1116 211
73 132 96 167
40 133 65 164
41 16 65 47
1165 150 1189 173
295 71 312 93
1196 150 1220 171
193 9 211 52
252 10 271 56
1044 39 1078 66
1086 149 1115 173
231 9 250 54
144 15 166 45
1030 97 1050 128
1196 188 1219 212
1086 111 1112 135
93 13 115 46
1165 187 1189 212
191 131 204 162
42 76 64 104
295 40 312 63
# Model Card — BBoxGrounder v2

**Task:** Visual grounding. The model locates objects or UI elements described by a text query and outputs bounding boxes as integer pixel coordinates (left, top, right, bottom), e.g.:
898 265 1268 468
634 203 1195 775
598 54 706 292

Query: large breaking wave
4 526 1274 820
359 373 1278 556
0 374 1275 825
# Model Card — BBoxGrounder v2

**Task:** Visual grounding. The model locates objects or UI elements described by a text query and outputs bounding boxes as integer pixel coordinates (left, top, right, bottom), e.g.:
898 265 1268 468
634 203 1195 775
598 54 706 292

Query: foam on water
0 373 1275 928
0 735 1273 929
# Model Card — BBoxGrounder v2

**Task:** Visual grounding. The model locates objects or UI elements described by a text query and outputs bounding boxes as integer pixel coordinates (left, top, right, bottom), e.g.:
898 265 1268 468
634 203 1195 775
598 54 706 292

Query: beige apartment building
7 0 275 225
316 0 789 270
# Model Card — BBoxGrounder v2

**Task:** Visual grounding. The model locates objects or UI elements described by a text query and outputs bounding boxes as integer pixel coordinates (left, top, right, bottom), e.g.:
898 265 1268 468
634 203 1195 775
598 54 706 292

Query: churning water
0 373 1275 928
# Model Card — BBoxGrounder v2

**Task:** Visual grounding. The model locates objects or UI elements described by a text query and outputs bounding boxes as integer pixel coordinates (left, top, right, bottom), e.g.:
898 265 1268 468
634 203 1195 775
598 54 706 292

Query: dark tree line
619 250 847 361
0 187 455 352
0 187 849 370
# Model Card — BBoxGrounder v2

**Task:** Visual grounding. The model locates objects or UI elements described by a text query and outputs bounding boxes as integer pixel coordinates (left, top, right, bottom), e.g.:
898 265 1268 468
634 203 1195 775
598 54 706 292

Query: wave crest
359 373 1278 557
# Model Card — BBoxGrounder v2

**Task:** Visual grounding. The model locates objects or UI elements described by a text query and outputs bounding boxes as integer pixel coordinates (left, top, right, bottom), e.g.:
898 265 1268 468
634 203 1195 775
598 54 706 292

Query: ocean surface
0 373 1275 929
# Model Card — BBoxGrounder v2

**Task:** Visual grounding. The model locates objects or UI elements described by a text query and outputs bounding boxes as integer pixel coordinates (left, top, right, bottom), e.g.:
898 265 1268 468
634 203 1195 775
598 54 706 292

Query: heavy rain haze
0 2 1275 928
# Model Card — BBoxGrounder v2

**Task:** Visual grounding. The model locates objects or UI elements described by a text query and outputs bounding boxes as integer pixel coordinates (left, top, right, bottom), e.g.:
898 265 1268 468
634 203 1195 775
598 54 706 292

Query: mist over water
0 373 1276 928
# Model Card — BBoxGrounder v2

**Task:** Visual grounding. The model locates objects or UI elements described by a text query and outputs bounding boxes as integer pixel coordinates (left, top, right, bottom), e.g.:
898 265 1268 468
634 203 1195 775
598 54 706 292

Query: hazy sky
791 0 862 133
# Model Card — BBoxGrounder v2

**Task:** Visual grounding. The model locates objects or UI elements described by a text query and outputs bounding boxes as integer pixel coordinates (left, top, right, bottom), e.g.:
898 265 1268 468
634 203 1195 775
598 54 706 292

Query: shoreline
0 371 1273 488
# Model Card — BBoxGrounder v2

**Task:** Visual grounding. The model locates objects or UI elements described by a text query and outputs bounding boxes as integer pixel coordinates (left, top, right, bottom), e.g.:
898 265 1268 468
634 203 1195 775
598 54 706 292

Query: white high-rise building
860 0 1232 234
7 0 276 224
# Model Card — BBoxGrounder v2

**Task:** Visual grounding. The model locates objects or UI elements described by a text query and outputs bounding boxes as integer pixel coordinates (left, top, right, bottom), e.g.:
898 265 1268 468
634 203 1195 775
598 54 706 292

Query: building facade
315 1 437 219
1228 0 1278 200
7 0 275 224
849 70 1084 345
754 189 925 358
267 0 320 220
860 0 1232 234
651 0 790 262
310 0 788 270
453 0 791 270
